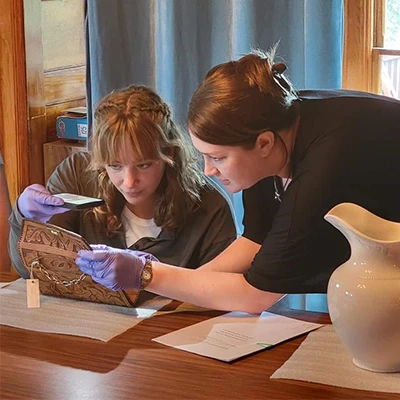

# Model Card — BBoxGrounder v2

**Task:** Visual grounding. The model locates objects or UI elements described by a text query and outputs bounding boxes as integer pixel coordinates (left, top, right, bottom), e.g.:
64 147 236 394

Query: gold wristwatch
140 259 153 290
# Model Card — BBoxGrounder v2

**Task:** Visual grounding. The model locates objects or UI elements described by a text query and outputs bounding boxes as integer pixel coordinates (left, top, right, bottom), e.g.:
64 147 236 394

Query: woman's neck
126 201 155 220
277 114 300 179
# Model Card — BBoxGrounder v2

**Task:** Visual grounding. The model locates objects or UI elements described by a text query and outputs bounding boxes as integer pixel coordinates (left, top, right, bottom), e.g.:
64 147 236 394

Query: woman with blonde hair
9 85 237 278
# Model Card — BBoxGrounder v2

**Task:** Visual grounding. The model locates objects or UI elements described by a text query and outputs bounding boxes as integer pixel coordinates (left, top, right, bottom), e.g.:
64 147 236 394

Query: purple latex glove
17 184 70 222
75 244 159 291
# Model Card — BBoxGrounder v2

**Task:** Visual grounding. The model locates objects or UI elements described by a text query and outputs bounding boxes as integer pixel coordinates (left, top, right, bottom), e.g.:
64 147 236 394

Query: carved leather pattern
18 219 139 307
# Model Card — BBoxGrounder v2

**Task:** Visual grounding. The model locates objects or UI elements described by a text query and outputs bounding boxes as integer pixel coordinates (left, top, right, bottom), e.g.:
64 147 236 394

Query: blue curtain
86 0 344 312
87 0 343 122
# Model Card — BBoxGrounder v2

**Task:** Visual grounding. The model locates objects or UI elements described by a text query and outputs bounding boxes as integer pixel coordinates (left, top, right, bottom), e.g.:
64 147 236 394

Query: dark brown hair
188 46 299 149
89 85 206 236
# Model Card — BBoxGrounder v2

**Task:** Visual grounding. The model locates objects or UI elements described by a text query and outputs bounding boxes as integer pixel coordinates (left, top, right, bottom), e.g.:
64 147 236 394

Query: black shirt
243 90 400 294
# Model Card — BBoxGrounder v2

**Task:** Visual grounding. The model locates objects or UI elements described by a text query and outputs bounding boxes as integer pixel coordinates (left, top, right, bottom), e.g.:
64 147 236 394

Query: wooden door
0 0 86 205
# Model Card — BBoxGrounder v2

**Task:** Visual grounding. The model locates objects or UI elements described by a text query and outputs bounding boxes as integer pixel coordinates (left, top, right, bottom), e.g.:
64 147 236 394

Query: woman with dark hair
76 48 400 313
9 85 237 278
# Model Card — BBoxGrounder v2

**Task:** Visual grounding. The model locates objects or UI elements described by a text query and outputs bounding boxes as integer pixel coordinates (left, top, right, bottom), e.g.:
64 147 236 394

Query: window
343 0 400 99
373 0 400 99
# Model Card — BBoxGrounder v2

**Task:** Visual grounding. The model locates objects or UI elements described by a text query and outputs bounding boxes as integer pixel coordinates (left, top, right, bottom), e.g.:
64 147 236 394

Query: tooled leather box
18 219 139 307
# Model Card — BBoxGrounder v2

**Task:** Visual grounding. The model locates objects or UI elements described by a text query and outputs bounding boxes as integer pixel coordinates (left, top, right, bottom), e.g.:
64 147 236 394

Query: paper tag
26 279 40 308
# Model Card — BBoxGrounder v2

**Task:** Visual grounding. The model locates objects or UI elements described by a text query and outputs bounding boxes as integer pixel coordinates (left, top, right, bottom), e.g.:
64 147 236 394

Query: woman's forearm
199 236 261 273
148 262 283 314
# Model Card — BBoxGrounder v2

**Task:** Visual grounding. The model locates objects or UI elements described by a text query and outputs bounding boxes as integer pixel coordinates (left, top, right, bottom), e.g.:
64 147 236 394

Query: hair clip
272 63 287 75
271 63 291 92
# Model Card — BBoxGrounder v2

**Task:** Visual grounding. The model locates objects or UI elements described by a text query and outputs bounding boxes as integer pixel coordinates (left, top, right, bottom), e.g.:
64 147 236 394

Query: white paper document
0 279 172 341
153 311 323 362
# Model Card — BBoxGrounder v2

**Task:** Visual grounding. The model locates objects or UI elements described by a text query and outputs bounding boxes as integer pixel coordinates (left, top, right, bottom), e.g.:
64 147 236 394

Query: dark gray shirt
9 152 237 278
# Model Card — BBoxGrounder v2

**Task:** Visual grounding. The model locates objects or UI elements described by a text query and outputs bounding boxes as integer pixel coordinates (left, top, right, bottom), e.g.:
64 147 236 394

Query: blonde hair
89 85 206 236
188 45 299 148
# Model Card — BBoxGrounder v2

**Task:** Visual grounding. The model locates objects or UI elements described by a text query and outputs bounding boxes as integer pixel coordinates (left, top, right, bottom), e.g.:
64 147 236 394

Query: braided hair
88 85 206 236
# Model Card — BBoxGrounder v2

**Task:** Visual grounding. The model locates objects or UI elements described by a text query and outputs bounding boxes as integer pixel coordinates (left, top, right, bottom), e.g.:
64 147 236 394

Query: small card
26 279 40 308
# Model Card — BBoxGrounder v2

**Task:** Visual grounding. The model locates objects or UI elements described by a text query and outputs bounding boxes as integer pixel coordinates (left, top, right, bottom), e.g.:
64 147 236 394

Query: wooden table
0 271 396 400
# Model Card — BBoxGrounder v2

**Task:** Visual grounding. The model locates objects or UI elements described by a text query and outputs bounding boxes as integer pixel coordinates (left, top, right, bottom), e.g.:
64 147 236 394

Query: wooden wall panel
41 0 86 142
1 0 86 202
24 0 47 185
0 0 29 204
44 66 86 105
342 0 374 91
41 0 85 71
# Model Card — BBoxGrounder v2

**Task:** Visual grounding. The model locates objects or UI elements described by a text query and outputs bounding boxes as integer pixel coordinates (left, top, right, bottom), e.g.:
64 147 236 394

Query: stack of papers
153 311 323 362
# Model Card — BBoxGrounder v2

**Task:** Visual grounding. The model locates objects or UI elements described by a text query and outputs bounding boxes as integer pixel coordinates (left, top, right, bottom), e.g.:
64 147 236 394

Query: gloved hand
75 244 159 291
17 184 70 222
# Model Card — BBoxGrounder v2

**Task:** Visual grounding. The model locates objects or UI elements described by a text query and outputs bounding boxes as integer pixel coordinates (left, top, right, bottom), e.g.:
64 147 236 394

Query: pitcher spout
324 203 400 246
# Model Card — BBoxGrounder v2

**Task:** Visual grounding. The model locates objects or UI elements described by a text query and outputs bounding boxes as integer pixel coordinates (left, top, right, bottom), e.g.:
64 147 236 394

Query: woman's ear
256 131 275 157
165 146 176 159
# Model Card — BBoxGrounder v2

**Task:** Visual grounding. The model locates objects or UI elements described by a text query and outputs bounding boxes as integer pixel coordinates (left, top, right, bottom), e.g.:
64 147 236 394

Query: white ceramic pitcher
324 203 400 373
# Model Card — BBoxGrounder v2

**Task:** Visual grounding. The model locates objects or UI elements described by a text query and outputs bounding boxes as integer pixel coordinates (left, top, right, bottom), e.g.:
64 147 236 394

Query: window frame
343 0 400 94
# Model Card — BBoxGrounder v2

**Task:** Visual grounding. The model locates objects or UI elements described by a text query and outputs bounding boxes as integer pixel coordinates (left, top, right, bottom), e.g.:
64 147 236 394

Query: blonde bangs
91 113 168 169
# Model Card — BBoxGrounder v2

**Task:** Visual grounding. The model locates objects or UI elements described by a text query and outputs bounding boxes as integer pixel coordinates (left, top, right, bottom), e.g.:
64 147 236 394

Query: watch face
141 261 153 289
143 269 152 280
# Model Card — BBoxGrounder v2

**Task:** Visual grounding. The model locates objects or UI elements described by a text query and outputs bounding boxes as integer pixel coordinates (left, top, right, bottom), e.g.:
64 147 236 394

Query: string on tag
30 260 38 279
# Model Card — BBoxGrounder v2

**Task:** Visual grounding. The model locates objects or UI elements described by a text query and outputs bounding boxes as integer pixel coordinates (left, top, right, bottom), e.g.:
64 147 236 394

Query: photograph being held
8 86 237 279
75 46 400 314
